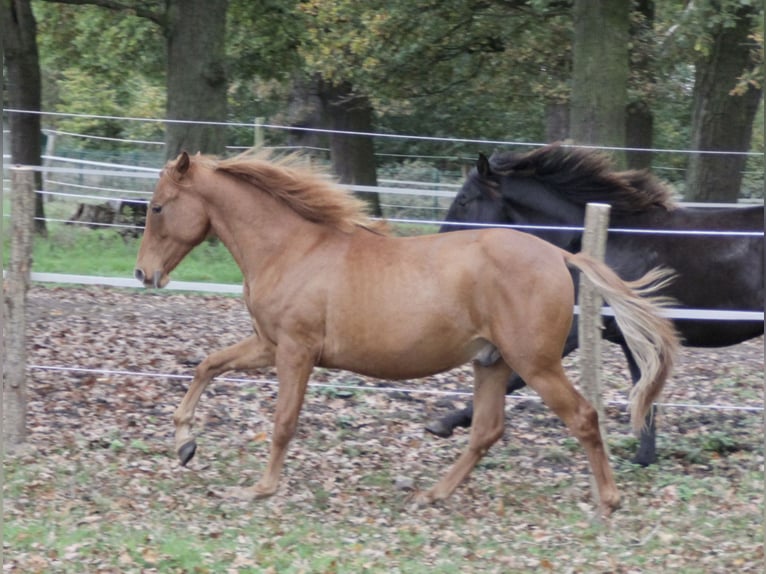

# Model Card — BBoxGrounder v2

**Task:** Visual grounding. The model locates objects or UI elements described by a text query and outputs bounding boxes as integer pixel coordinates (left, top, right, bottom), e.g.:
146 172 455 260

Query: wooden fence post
254 117 265 150
578 202 611 459
3 166 35 447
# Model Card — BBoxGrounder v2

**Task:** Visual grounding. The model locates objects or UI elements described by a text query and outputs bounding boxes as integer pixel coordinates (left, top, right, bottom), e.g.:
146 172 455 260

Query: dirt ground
5 284 764 572
23 284 763 445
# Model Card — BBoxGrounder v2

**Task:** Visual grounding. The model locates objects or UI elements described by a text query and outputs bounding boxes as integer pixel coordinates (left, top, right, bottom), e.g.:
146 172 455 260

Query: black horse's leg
620 342 657 466
423 406 472 438
424 377 526 437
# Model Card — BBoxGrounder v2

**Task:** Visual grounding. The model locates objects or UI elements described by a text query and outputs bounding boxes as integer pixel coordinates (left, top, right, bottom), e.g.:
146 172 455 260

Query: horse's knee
194 358 213 379
569 402 602 444
469 419 504 452
272 417 299 448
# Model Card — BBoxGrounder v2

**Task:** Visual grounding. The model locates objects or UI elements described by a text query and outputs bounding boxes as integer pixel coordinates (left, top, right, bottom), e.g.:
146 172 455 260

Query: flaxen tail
565 251 680 432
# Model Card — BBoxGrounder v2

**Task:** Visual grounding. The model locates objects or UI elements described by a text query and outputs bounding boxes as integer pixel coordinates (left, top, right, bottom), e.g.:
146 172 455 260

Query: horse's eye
151 204 163 214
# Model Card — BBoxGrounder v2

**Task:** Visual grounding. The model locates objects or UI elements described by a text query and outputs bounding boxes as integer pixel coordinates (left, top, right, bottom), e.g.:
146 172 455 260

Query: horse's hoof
631 455 656 467
599 493 621 518
411 491 431 507
178 440 197 466
412 487 447 507
424 419 454 438
251 487 277 500
220 484 276 501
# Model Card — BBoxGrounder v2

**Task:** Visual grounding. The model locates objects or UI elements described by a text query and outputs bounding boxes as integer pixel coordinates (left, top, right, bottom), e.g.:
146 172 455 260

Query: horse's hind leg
416 360 512 504
620 342 657 466
523 364 621 516
173 334 275 466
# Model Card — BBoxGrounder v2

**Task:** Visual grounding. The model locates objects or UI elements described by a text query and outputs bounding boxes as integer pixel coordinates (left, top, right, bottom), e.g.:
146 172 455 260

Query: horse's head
134 151 212 288
443 149 587 251
440 154 506 233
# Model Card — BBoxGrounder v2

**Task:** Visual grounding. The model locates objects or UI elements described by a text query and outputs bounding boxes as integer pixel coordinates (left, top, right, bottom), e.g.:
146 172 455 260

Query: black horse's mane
489 144 676 212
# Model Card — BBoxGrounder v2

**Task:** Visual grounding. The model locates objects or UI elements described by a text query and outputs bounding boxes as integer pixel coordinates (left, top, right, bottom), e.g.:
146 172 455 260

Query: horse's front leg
242 343 314 499
173 334 275 466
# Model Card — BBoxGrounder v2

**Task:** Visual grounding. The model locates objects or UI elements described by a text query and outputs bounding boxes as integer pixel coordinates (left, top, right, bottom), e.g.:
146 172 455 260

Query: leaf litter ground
4 286 763 573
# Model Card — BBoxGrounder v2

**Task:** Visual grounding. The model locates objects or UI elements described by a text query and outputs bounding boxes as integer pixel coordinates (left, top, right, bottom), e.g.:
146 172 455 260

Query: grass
5 415 762 573
4 223 243 285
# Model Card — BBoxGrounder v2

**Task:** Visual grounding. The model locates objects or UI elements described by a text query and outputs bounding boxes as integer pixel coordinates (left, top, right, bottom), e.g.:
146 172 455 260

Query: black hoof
631 450 657 467
424 419 454 439
178 440 197 466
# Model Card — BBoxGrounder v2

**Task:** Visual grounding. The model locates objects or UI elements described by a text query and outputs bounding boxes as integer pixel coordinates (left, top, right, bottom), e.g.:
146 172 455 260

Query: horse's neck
198 173 319 277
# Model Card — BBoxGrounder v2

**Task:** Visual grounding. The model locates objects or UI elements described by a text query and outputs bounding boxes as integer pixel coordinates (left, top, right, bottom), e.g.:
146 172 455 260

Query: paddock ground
4 285 763 573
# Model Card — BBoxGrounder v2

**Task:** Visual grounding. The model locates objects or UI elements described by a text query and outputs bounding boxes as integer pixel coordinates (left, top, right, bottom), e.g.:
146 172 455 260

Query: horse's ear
176 151 191 175
476 153 491 179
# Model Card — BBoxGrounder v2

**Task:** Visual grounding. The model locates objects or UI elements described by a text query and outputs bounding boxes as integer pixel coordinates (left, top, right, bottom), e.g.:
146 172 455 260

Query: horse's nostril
134 268 146 283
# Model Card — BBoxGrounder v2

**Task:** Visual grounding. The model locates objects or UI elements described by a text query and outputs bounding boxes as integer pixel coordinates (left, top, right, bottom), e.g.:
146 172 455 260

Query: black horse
428 144 764 465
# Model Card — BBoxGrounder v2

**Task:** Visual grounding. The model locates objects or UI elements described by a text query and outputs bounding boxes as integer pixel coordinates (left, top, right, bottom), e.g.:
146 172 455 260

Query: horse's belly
318 349 475 380
318 319 486 380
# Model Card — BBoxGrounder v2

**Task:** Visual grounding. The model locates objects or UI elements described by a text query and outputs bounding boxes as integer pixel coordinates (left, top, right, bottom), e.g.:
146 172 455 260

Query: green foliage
226 0 304 82
34 1 166 145
299 1 569 113
26 0 763 200
659 0 763 67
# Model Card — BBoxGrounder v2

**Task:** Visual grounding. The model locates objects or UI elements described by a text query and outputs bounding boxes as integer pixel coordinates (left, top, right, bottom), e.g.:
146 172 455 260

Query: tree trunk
3 168 36 448
626 100 654 170
164 0 228 159
570 0 630 167
545 101 569 142
685 5 762 203
318 81 382 217
625 0 655 170
3 0 47 236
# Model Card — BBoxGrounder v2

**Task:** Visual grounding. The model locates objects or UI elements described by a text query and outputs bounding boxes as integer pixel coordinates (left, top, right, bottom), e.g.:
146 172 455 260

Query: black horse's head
441 150 585 252
440 154 506 233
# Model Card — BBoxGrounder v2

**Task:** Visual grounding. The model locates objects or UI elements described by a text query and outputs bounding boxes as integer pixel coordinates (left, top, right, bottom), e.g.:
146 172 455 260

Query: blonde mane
186 151 386 234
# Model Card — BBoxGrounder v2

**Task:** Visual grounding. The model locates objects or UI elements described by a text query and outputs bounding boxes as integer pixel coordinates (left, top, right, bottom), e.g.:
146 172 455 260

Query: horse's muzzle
134 268 164 289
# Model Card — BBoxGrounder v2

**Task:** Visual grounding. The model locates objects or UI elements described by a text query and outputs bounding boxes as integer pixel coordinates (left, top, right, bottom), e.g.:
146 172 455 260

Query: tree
684 1 763 202
164 0 228 158
569 0 630 166
298 0 565 201
41 0 229 158
34 1 165 145
317 80 382 216
625 0 657 169
2 0 47 235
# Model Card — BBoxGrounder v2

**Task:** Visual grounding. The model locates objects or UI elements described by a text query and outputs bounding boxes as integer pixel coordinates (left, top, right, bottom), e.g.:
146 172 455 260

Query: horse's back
611 205 762 297
669 204 763 230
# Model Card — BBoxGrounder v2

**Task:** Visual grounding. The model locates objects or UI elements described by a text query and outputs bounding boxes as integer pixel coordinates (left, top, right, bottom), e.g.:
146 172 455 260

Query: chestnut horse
134 151 679 516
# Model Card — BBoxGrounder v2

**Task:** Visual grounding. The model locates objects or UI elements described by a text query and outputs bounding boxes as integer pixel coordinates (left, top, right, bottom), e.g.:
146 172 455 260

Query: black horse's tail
565 252 680 432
